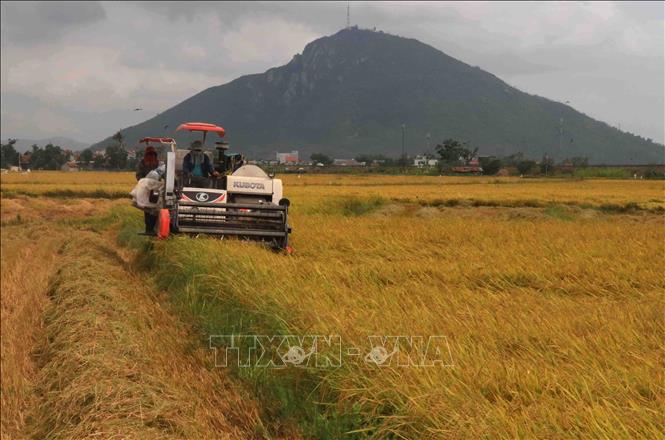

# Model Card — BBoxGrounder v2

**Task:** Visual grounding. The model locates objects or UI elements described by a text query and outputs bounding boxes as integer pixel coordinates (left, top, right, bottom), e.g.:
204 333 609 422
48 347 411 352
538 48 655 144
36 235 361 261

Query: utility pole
346 1 350 28
401 123 407 171
559 117 563 154
559 100 570 158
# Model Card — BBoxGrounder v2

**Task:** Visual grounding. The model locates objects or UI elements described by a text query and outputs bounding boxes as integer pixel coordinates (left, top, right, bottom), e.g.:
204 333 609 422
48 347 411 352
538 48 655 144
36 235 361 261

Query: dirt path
1 199 291 439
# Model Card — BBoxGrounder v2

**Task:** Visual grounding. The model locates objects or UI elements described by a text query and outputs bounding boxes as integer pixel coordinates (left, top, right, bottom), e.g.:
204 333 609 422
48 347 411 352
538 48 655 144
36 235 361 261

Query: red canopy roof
176 122 225 137
139 137 175 144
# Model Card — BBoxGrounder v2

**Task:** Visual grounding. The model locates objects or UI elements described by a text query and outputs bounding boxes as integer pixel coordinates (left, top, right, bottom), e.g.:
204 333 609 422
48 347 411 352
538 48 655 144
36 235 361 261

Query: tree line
310 138 591 176
1 132 139 171
1 139 76 170
433 139 590 175
4 134 595 175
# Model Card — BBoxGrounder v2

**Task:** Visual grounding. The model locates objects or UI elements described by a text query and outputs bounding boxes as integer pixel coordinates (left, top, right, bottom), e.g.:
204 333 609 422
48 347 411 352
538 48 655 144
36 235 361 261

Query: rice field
1 171 664 438
128 197 664 438
2 171 664 210
0 197 296 439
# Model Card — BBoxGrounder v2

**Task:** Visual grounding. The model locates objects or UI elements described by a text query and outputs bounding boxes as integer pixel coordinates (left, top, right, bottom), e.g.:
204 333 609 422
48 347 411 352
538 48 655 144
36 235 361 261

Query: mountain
93 27 664 164
4 137 90 153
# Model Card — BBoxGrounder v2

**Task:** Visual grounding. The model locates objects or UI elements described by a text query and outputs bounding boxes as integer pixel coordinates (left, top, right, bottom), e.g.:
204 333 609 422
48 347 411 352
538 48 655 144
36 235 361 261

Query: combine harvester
134 122 292 250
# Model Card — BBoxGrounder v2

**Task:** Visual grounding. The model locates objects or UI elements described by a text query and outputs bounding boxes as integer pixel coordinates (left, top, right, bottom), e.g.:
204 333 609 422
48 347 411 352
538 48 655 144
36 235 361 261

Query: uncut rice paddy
2 171 664 210
142 199 664 438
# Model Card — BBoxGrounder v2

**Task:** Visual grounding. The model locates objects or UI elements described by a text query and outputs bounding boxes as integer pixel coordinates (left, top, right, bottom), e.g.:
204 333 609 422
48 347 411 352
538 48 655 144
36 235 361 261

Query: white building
333 158 363 167
414 155 438 167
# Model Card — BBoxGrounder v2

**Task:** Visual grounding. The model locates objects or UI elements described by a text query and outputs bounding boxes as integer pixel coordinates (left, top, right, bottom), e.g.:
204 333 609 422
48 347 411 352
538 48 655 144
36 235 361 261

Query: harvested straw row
1 222 67 439
28 233 273 439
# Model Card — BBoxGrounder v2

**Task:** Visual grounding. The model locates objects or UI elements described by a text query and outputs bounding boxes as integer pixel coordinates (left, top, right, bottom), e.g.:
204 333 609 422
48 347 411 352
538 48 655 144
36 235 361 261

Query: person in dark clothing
136 146 160 234
183 140 219 186
136 146 159 179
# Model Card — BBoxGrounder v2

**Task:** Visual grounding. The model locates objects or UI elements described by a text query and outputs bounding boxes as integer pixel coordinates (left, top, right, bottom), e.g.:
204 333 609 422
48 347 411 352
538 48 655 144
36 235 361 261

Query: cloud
0 1 663 144
2 43 223 111
219 17 319 69
1 93 81 139
0 1 105 45
132 1 274 25
0 91 161 142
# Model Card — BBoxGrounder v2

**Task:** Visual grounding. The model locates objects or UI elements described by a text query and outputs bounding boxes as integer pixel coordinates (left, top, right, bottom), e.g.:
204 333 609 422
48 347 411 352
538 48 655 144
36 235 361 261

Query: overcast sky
1 1 663 144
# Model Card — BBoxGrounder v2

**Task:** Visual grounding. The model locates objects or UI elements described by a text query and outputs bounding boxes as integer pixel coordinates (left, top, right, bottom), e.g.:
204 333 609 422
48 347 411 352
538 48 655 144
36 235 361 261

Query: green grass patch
572 168 632 179
406 197 662 214
55 204 137 232
339 196 386 216
544 206 575 221
304 196 386 217
413 198 461 207
0 214 24 227
599 202 641 213
116 216 374 438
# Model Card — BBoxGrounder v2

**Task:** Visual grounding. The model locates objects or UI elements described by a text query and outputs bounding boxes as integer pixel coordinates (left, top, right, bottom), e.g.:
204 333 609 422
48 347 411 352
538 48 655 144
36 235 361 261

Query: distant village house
276 150 299 164
61 161 79 172
413 155 438 167
451 157 482 174
333 159 363 167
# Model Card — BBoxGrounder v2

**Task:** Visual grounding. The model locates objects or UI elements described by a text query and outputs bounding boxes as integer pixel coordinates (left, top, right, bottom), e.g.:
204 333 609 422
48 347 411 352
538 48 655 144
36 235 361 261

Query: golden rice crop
1 171 134 196
0 170 134 186
139 184 665 437
282 173 665 211
2 171 664 210
2 172 664 438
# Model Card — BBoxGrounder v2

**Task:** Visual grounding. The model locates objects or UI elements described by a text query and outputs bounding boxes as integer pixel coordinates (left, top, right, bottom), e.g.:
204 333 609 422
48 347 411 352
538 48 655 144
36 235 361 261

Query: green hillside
93 27 664 164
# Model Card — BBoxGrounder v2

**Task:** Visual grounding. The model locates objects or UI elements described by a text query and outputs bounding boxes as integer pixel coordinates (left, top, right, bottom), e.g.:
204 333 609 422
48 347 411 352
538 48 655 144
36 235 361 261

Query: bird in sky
133 108 142 111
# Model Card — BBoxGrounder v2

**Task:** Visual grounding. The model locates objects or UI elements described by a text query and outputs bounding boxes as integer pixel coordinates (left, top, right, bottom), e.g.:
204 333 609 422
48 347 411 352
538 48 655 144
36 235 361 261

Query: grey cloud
133 1 464 37
118 2 464 76
473 53 560 76
1 1 105 45
616 1 664 22
1 2 663 144
1 91 162 143
133 1 284 29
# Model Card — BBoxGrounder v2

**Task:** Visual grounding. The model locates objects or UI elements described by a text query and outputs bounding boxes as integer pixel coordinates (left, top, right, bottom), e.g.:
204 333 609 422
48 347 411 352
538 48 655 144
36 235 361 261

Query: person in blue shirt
183 140 219 185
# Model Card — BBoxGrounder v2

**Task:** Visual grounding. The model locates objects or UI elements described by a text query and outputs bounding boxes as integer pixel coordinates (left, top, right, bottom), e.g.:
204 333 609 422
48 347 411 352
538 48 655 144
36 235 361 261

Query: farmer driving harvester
182 140 219 187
